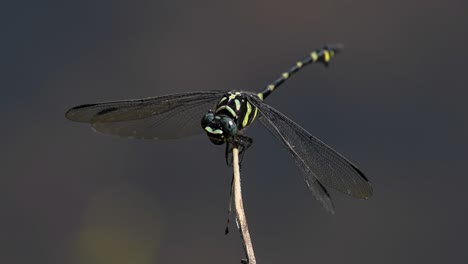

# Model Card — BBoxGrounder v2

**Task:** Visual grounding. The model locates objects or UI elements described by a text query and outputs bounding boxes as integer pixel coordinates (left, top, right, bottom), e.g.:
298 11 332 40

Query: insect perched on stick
66 44 372 263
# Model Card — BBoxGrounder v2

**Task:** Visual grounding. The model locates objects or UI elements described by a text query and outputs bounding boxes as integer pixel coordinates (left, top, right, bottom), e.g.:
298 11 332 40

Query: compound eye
221 117 238 137
201 112 215 127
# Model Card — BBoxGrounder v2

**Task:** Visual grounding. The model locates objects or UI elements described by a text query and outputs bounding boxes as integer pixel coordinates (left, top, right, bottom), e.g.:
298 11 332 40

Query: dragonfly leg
235 135 253 166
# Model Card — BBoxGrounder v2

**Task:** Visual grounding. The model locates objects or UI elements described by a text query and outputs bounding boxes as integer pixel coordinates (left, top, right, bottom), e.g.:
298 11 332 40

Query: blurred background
2 0 468 263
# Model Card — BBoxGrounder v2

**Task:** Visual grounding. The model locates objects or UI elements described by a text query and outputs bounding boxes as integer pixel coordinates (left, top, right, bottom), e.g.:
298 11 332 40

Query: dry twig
232 145 256 264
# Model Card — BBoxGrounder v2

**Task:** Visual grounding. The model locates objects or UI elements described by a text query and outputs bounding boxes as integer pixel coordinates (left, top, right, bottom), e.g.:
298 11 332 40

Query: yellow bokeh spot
67 185 165 264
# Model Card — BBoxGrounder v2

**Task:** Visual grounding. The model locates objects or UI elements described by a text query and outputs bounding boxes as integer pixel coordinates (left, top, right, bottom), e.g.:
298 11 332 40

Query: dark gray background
3 0 468 263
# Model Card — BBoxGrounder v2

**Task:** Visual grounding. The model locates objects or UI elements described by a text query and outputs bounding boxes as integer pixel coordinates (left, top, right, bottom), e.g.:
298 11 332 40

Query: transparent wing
66 90 225 139
248 94 372 212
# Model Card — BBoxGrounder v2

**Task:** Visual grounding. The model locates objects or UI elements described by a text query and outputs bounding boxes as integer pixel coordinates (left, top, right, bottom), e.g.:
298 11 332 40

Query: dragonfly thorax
201 91 258 145
201 112 238 145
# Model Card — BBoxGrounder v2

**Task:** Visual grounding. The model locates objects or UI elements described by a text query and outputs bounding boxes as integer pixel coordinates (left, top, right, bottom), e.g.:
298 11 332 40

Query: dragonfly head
201 112 238 145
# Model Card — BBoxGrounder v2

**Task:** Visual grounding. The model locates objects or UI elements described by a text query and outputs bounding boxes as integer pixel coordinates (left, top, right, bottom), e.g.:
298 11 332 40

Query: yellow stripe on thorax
234 99 241 111
216 105 236 117
218 96 227 104
242 101 253 127
228 91 242 101
252 107 258 121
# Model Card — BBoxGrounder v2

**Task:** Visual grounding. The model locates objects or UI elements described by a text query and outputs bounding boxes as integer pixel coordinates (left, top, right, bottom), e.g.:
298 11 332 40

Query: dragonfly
66 44 372 213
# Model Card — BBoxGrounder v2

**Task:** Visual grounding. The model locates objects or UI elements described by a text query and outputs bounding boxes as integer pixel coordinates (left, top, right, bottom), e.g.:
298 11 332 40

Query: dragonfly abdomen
257 44 343 101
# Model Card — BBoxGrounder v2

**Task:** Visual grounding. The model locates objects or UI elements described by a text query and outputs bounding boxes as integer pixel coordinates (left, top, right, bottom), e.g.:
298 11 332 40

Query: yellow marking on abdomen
296 61 303 68
310 52 318 62
257 93 264 101
282 72 289 79
323 50 330 62
268 84 275 91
